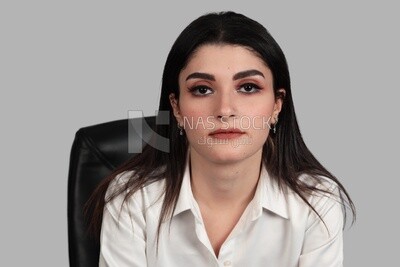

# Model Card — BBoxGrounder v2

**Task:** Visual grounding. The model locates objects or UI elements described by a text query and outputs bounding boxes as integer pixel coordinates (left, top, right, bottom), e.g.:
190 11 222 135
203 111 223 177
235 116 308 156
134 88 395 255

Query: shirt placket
217 237 236 267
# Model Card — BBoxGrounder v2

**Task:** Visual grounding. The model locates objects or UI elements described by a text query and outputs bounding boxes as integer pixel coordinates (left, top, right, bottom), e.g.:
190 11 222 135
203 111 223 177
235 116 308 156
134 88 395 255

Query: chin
196 144 258 165
188 134 265 164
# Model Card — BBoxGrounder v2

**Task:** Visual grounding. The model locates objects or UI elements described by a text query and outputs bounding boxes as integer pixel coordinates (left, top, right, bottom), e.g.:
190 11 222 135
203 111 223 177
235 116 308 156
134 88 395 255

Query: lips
209 128 245 139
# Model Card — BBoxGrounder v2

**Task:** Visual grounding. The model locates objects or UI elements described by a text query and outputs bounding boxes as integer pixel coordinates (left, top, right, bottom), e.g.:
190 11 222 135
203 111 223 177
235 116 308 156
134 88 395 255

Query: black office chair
67 116 156 267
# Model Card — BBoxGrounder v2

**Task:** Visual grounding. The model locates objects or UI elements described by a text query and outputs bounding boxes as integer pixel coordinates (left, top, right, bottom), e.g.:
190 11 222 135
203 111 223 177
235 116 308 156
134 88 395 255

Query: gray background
1 0 398 266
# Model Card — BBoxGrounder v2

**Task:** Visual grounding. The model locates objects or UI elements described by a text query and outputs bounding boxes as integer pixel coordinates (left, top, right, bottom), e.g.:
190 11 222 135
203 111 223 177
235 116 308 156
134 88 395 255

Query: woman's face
170 44 284 165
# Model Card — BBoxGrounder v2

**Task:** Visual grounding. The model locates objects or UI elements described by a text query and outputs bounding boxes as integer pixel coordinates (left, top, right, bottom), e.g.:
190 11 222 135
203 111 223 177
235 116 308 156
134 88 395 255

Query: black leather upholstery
67 116 156 267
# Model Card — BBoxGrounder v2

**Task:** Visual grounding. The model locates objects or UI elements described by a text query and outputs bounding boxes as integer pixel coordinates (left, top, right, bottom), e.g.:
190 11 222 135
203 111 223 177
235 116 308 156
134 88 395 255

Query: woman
87 11 355 266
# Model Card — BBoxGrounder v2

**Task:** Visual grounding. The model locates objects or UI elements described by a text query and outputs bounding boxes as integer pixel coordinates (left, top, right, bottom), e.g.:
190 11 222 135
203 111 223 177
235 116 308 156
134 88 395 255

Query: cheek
179 94 206 115
180 105 204 117
239 99 275 128
179 108 214 136
180 106 209 125
179 98 213 127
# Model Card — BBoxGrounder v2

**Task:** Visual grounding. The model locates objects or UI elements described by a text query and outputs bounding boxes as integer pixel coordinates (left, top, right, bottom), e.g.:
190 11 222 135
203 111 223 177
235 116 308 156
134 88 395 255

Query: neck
190 149 262 210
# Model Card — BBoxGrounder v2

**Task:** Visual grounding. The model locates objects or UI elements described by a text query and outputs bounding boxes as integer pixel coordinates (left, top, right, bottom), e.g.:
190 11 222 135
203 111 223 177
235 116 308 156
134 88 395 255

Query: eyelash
188 85 213 96
238 83 261 94
188 83 261 96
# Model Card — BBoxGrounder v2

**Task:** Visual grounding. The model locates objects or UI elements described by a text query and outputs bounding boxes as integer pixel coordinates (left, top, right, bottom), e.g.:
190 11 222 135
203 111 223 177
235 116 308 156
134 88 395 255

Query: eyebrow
233 69 265 80
186 72 215 81
185 69 265 81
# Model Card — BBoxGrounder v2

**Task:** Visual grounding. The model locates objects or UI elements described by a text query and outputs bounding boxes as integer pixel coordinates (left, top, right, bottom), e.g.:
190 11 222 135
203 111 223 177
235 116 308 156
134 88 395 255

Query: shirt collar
256 165 289 220
173 155 289 220
172 154 194 217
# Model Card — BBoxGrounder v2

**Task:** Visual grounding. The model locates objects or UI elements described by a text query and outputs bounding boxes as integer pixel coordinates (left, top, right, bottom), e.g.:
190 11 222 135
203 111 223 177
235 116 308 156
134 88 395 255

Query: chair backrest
67 116 156 267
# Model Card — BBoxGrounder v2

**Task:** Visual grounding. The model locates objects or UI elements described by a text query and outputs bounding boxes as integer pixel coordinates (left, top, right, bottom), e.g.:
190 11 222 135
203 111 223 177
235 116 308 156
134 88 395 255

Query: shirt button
223 260 232 266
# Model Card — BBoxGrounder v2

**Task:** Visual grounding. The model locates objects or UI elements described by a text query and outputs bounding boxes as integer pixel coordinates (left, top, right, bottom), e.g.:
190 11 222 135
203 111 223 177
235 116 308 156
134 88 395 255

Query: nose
215 89 236 121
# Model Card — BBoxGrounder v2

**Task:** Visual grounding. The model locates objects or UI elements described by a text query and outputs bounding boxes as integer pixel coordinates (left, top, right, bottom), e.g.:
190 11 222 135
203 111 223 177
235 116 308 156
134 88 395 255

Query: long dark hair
86 11 355 242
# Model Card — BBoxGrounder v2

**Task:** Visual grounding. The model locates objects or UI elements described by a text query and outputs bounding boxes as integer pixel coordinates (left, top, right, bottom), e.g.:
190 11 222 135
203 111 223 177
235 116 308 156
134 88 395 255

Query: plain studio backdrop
1 1 398 266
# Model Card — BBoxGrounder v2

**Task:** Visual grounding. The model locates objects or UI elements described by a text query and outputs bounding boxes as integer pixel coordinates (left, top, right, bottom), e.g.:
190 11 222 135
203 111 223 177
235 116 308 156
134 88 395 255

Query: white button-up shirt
99 158 344 267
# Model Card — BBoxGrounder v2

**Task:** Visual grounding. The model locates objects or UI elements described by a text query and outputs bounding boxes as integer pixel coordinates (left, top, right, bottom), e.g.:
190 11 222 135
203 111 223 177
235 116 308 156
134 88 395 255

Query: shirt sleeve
298 185 344 267
99 185 147 267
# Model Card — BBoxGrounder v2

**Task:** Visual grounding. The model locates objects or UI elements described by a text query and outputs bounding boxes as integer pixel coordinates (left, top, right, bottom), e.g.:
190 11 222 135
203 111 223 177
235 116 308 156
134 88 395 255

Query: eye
237 83 261 94
189 85 214 96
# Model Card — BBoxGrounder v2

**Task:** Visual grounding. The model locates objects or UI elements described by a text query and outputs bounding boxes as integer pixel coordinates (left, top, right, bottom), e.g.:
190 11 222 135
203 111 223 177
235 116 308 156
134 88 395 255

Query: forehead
180 44 271 77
